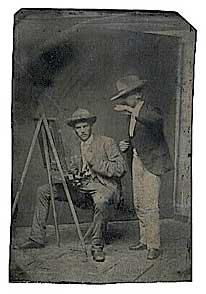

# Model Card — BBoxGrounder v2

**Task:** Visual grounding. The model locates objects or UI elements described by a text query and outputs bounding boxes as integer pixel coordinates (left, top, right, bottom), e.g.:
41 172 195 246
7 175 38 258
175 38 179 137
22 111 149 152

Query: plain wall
12 12 178 226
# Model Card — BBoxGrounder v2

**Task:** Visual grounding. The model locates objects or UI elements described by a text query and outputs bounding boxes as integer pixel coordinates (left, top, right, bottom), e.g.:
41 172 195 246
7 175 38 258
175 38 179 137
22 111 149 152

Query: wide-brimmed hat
110 75 147 101
67 108 97 127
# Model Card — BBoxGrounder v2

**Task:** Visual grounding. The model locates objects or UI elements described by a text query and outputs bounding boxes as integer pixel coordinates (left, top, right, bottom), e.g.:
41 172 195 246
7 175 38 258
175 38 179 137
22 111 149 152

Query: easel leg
12 118 43 216
83 223 94 242
42 127 60 247
42 117 87 257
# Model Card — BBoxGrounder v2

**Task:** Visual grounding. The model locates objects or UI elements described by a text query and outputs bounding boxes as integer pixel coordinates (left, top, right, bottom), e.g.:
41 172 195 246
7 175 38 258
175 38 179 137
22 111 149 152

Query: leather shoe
91 248 105 262
14 240 45 250
129 243 147 251
147 248 161 260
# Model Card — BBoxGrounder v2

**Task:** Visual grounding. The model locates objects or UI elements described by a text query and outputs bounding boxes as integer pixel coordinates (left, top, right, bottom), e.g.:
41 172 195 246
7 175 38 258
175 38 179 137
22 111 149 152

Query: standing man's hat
110 75 147 101
67 108 97 127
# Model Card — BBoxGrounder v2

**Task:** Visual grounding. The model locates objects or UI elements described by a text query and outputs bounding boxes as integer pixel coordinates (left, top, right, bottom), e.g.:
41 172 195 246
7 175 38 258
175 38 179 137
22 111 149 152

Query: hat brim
67 116 97 127
110 80 147 101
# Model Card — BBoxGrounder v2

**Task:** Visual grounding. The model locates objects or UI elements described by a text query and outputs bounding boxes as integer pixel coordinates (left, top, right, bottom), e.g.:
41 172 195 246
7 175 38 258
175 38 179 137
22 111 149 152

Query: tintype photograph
10 9 196 283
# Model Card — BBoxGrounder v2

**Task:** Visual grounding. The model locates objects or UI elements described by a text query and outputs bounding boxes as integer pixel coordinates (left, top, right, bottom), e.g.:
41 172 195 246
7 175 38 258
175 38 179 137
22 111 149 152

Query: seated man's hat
110 75 147 101
67 108 97 127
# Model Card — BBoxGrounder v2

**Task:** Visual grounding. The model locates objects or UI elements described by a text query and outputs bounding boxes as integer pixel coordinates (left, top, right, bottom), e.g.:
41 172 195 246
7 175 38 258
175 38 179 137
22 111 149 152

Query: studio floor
10 218 191 284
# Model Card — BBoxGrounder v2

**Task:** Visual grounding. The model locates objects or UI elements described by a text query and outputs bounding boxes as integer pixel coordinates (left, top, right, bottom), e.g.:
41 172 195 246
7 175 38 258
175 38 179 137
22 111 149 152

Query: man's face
74 121 92 142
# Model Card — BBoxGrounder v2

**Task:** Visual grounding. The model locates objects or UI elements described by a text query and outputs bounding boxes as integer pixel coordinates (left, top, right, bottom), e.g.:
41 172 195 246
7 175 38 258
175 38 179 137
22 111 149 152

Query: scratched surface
11 9 195 284
12 9 187 226
10 219 191 283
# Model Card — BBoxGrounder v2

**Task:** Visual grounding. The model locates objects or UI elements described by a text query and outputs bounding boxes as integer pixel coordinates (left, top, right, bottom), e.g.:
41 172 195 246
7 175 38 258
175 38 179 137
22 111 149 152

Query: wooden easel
12 113 87 257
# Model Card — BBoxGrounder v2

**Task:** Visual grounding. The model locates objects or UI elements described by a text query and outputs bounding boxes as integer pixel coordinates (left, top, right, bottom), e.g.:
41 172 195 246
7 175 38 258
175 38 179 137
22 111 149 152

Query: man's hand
119 140 130 152
114 104 133 114
69 167 79 175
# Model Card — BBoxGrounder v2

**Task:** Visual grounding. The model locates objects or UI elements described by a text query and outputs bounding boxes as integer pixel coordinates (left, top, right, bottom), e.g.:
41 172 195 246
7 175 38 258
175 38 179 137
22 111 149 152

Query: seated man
17 108 126 262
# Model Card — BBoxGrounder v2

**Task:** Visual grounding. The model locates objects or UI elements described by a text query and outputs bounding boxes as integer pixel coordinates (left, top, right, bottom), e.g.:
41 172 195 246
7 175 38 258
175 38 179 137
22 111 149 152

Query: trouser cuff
91 239 104 249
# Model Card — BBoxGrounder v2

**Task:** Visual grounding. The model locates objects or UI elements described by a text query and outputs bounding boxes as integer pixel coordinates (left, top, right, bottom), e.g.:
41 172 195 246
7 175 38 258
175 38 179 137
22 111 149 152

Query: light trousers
30 179 113 249
132 151 161 249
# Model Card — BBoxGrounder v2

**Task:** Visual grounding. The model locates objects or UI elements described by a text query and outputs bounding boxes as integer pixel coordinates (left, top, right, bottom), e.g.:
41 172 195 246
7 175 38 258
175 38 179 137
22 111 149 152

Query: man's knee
93 193 109 211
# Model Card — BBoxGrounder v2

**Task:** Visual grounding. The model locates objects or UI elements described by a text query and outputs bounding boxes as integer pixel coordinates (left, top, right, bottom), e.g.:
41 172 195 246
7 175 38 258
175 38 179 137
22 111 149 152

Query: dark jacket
130 102 173 176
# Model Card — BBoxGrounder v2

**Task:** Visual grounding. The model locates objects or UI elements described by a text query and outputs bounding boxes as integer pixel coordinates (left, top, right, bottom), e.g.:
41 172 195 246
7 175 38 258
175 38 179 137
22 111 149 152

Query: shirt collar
81 134 94 146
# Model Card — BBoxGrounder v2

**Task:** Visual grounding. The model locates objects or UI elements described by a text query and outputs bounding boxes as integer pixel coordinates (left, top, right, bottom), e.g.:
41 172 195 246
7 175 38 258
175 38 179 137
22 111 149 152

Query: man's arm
68 154 80 175
138 104 162 124
86 138 126 178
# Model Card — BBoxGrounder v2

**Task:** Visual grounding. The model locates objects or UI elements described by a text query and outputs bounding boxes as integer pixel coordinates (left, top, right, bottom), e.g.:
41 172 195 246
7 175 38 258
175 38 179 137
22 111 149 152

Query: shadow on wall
13 25 178 226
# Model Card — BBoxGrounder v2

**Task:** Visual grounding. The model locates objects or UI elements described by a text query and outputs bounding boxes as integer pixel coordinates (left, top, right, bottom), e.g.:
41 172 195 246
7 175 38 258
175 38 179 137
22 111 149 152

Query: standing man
17 108 126 262
110 75 173 260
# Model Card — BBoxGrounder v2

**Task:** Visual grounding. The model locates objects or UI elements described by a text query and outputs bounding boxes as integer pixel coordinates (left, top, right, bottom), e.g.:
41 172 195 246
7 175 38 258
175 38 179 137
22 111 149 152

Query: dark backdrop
13 15 178 226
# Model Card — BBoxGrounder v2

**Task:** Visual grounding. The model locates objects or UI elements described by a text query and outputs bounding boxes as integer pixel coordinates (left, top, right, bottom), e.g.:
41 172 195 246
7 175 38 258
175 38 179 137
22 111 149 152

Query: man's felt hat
110 75 147 101
67 108 97 127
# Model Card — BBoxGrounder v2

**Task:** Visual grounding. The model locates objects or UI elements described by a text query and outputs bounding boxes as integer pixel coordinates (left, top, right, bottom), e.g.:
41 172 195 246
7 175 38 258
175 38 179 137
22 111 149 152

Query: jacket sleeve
69 155 79 175
138 104 162 124
68 144 81 175
88 138 126 178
